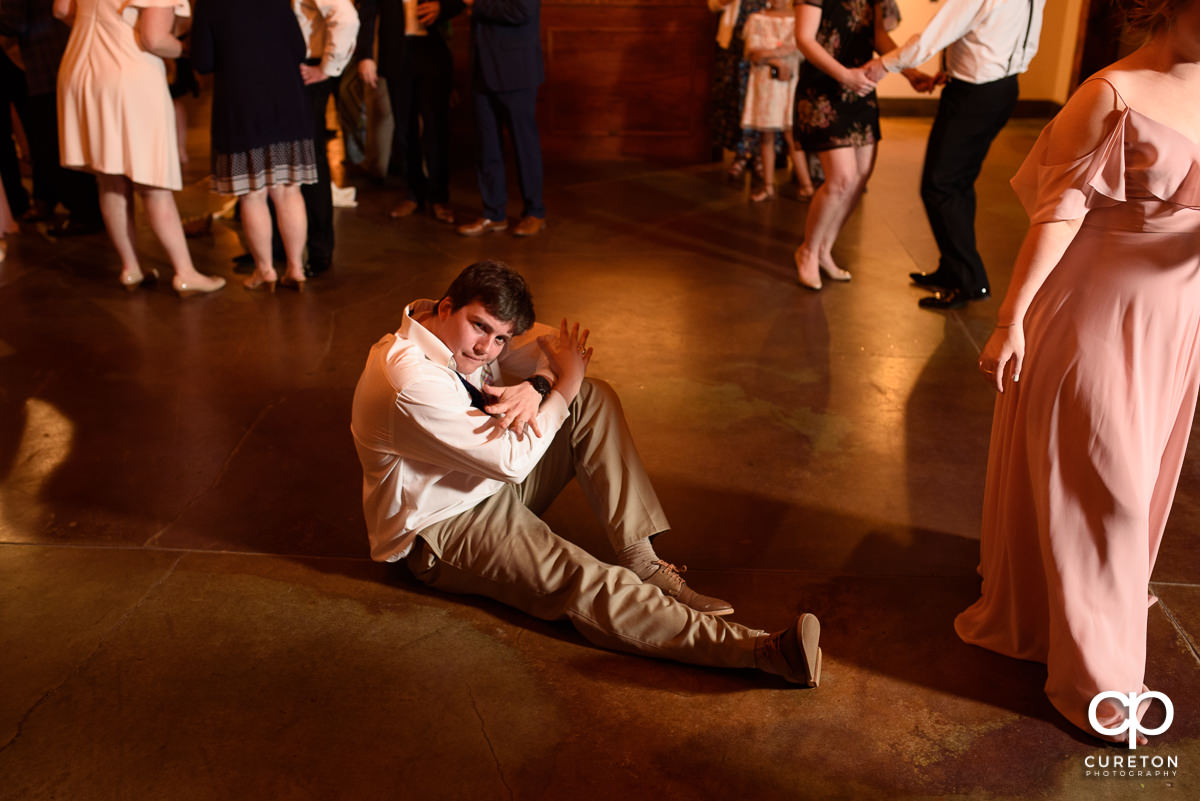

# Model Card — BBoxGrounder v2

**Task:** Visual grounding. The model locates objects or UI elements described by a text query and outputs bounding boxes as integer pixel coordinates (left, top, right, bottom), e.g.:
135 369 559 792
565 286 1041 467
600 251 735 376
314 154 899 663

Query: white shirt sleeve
880 0 990 73
315 0 360 78
394 374 570 484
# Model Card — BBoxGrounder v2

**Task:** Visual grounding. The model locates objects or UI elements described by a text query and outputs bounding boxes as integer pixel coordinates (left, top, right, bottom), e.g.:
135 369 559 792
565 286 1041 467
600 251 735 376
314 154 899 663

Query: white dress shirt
350 300 569 562
293 0 360 78
881 0 1045 85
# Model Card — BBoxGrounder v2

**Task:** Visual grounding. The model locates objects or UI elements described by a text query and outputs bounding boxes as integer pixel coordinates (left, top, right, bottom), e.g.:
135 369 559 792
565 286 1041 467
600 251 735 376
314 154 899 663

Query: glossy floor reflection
1 113 1197 800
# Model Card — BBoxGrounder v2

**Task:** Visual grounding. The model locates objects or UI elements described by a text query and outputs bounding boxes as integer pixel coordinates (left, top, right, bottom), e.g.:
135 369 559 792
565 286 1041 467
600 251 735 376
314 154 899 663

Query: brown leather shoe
456 217 507 236
430 203 455 224
512 215 547 237
642 560 734 615
389 199 419 218
756 613 822 687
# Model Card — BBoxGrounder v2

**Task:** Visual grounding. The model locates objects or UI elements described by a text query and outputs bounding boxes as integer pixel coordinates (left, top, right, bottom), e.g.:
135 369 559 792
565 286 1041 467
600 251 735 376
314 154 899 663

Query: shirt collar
399 299 480 375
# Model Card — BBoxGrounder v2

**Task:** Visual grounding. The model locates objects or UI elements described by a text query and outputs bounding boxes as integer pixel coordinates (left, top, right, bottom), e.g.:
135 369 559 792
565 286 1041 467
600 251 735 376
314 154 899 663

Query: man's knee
574 377 621 415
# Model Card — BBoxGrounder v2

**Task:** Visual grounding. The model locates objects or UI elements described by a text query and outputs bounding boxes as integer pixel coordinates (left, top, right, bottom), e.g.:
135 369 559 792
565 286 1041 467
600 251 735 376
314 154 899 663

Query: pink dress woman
956 76 1200 736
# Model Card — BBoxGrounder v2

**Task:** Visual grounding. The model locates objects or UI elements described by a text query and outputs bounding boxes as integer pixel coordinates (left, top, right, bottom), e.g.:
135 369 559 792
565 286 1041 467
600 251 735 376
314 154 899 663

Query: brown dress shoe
756 613 822 687
389 199 419 218
512 215 547 237
642 560 734 615
430 203 455 224
456 217 507 236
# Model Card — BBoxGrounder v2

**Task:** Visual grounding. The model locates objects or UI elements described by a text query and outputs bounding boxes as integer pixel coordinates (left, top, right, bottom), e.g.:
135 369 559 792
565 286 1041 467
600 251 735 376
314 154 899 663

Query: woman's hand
300 63 326 85
482 381 544 441
978 324 1025 393
840 66 876 97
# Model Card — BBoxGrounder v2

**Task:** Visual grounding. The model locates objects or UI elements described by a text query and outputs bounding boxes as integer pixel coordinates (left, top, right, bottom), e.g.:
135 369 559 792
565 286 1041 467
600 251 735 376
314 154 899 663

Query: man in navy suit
456 0 547 237
356 0 464 224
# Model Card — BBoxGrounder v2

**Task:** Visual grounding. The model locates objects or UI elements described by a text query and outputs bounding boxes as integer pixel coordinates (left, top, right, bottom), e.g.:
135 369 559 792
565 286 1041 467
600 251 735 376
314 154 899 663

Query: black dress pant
302 74 335 267
473 84 544 221
386 37 452 205
21 92 101 223
0 51 30 217
920 75 1020 293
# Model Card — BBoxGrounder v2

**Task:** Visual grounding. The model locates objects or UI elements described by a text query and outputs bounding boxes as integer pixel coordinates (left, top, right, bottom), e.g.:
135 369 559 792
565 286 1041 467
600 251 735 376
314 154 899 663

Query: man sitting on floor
350 260 821 685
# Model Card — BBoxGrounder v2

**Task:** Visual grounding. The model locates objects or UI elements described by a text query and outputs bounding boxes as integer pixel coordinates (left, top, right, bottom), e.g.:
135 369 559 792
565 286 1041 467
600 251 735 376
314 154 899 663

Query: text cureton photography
1083 753 1180 779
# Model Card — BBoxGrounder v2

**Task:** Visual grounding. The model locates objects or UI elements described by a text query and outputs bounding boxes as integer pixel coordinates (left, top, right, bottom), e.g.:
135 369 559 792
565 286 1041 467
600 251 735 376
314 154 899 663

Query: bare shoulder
1042 75 1125 163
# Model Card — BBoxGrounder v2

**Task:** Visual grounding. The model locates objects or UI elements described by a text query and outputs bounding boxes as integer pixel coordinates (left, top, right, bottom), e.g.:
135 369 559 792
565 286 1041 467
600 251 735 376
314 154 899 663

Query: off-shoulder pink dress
954 77 1200 735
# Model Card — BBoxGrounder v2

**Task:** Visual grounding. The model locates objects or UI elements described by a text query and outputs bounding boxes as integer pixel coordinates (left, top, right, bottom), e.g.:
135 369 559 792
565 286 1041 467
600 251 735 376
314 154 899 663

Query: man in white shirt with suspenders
867 0 1046 310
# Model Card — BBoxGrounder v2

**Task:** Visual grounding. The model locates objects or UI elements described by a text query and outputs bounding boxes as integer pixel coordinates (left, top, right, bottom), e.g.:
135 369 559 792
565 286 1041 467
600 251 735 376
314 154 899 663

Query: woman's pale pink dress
57 0 189 190
955 77 1200 735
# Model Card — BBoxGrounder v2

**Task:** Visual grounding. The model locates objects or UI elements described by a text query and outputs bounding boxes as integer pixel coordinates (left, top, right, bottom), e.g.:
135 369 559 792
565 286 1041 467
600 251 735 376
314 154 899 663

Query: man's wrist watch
523 375 552 399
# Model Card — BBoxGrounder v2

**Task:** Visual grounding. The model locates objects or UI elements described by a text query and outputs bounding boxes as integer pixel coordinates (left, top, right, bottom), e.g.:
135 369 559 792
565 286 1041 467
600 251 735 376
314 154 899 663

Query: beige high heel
120 267 159 291
794 247 821 292
278 275 306 293
243 268 277 293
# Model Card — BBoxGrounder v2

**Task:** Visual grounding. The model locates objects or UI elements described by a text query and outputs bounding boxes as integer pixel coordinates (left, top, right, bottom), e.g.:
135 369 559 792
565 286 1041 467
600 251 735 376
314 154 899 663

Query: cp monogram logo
1088 690 1174 749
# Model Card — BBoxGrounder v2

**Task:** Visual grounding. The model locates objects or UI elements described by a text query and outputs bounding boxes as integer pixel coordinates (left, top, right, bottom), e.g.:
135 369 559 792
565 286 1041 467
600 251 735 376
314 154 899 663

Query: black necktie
457 374 493 413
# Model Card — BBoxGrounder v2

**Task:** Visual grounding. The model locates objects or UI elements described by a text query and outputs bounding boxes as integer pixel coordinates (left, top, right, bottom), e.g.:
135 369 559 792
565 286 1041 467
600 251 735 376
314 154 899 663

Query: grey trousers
409 379 763 669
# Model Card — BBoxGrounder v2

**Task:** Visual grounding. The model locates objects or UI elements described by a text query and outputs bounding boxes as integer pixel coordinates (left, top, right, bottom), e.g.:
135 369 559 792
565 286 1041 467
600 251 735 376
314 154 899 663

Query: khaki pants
409 379 763 669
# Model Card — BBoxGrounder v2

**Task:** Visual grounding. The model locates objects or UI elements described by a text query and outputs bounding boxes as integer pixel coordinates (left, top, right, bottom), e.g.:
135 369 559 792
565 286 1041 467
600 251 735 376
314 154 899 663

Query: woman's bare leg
783 128 814 196
97 173 141 282
239 188 278 288
815 143 876 277
137 185 223 291
268 183 307 283
794 146 860 288
751 135 776 202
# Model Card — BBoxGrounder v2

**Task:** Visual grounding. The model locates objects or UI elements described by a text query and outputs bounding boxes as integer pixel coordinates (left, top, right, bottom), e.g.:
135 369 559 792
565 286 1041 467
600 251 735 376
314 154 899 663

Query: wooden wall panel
542 5 715 160
448 3 717 162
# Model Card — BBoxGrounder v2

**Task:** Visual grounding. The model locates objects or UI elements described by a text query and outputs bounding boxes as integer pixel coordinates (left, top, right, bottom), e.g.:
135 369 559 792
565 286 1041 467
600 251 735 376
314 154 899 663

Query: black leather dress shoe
918 286 990 310
304 258 332 279
909 270 956 290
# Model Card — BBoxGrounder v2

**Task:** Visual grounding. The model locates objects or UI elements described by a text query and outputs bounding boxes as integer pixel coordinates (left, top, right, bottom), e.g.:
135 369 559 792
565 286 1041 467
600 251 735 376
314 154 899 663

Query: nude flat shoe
173 274 226 297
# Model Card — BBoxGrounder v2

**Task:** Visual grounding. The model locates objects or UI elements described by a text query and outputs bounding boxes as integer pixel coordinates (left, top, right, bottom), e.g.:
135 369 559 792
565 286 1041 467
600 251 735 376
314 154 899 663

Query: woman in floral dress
792 0 926 289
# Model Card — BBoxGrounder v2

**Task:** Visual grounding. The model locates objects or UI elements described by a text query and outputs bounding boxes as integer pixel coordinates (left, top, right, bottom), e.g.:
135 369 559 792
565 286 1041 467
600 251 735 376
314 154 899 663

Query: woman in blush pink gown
959 0 1200 744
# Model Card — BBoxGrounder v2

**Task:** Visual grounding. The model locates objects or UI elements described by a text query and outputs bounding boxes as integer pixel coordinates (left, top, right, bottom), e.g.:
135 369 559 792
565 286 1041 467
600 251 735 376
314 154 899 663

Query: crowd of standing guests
0 0 549 283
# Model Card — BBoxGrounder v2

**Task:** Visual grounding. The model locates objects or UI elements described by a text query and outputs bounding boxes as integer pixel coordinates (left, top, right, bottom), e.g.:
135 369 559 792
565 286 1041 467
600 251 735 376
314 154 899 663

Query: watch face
525 376 551 396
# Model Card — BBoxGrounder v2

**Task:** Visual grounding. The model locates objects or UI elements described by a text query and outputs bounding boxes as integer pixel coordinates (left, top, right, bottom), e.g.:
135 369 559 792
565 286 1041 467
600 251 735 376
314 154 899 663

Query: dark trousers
387 38 452 205
302 75 335 266
21 92 100 223
0 51 30 217
920 75 1020 293
473 84 544 221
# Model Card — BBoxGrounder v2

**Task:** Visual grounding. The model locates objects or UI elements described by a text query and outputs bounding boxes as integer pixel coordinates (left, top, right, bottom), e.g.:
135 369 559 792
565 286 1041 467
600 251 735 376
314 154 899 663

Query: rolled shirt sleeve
880 0 986 73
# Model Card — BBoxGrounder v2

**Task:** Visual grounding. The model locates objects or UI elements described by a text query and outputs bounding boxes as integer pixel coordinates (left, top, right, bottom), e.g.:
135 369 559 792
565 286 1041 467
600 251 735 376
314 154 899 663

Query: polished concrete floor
1 106 1198 800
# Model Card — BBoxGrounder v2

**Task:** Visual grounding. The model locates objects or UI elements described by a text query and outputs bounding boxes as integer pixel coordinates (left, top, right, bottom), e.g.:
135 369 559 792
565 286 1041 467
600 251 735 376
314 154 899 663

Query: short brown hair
441 260 536 335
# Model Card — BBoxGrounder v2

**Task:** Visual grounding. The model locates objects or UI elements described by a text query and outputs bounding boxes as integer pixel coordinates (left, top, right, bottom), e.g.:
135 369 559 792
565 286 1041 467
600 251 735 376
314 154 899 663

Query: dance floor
1 106 1197 800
